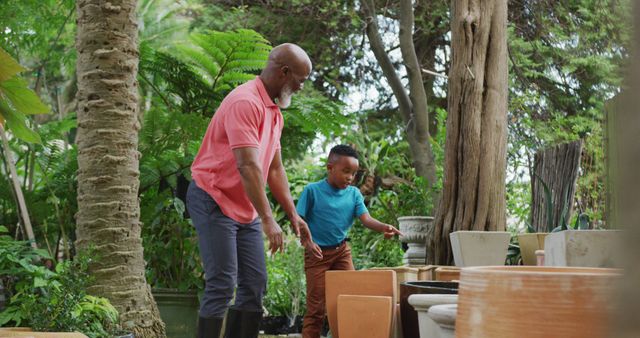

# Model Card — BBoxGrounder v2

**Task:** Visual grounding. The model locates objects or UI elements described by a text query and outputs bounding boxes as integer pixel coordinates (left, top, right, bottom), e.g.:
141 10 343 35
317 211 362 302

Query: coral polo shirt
191 77 283 223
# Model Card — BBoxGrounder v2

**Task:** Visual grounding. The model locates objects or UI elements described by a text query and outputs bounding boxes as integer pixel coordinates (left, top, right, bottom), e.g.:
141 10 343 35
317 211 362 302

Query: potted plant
141 194 202 338
261 234 306 335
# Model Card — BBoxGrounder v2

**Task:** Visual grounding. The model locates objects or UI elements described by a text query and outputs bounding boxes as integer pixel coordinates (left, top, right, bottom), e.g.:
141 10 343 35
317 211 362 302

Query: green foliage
506 0 631 229
0 230 120 337
192 1 364 99
141 190 203 291
263 234 306 321
0 47 49 143
140 29 270 116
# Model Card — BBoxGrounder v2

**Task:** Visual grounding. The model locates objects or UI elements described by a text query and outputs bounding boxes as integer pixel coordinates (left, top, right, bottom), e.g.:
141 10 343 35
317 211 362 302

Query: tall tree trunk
361 0 438 188
0 124 36 248
530 140 583 232
75 1 165 337
428 0 508 265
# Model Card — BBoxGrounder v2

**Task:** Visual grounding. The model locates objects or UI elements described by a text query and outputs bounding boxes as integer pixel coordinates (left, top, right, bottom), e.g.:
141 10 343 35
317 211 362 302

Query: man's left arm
267 150 322 257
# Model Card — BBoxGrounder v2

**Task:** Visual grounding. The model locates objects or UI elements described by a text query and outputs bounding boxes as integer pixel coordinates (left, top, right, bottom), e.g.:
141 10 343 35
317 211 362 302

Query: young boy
296 144 402 338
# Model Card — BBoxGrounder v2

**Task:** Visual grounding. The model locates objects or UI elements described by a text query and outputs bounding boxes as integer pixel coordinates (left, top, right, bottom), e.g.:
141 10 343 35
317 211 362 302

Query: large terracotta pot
369 266 418 300
399 281 458 338
0 328 88 337
456 266 620 338
337 295 393 338
325 270 396 338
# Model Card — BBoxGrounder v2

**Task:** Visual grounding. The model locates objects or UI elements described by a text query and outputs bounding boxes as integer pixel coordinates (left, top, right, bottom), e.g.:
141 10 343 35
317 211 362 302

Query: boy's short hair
328 144 359 163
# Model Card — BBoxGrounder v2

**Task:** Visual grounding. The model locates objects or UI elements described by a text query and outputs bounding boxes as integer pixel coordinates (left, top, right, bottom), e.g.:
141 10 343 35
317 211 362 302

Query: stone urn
456 266 620 338
398 216 433 265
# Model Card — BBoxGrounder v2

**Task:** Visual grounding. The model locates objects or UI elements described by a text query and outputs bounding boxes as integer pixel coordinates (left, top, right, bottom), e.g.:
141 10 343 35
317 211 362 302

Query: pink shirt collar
255 76 278 108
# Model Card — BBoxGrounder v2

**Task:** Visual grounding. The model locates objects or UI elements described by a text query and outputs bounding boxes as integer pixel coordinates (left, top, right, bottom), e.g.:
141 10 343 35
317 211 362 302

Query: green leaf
0 225 8 233
34 276 47 288
0 76 50 115
34 248 53 259
0 100 42 143
0 47 25 82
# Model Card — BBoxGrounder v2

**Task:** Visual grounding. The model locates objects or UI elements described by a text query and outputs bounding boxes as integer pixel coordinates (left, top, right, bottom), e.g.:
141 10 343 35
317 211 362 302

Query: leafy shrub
0 227 120 337
263 234 306 325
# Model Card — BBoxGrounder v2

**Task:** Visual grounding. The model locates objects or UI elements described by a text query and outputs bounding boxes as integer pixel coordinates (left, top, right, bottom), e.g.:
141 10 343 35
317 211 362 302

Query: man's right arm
233 147 283 254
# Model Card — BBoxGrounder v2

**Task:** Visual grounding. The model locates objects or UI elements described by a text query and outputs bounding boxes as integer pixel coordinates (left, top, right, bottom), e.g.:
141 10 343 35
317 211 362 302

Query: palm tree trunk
75 0 165 336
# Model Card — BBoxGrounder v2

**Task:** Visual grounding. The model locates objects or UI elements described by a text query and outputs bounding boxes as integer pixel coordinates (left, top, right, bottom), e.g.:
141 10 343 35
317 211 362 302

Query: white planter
544 230 622 268
449 231 511 267
398 216 434 265
427 304 457 338
408 294 458 338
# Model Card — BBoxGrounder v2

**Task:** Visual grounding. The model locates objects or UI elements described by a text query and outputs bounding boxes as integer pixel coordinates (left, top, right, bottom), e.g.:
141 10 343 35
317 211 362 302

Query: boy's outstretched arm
359 213 403 239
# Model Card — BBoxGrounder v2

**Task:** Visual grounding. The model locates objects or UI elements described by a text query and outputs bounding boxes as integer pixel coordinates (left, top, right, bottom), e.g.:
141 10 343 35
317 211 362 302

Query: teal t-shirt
296 179 369 246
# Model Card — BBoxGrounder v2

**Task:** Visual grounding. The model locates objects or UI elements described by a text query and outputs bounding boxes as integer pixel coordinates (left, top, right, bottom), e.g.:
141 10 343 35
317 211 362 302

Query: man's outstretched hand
291 214 323 259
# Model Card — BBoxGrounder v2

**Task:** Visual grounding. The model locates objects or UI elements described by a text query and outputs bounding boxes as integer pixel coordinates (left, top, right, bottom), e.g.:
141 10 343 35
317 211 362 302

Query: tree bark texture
530 140 583 232
75 0 165 336
429 0 508 265
361 0 438 188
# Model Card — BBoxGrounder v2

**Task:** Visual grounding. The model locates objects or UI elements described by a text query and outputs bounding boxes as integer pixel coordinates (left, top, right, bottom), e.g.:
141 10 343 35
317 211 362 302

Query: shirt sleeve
354 188 369 218
224 100 263 149
296 186 312 219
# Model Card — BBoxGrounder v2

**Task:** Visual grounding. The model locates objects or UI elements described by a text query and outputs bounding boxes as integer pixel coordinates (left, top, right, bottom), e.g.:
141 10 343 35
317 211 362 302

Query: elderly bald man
187 43 322 338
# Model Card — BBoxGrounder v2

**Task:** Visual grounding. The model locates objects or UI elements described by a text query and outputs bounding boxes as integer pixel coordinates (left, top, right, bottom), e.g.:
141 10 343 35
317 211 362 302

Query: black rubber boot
197 315 223 338
223 309 263 338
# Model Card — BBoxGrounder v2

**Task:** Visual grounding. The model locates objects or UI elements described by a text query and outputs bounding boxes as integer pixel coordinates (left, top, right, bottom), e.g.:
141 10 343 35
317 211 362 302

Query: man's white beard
277 84 293 109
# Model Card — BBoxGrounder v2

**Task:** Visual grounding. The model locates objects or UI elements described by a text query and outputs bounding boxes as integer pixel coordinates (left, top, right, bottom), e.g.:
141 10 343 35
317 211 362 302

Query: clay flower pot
337 295 393 338
325 270 397 338
369 266 418 300
0 328 88 337
456 266 620 338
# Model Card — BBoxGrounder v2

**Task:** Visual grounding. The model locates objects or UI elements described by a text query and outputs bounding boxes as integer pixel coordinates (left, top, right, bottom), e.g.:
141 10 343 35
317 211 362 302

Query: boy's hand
300 224 323 259
291 214 323 259
383 225 403 239
304 240 323 260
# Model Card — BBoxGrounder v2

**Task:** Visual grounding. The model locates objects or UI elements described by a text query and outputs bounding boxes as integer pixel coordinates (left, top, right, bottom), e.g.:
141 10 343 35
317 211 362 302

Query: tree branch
361 0 412 124
399 0 430 139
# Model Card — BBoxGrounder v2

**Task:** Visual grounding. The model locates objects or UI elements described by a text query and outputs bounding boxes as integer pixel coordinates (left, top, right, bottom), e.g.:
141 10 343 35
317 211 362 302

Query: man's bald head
267 43 312 75
259 43 312 108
